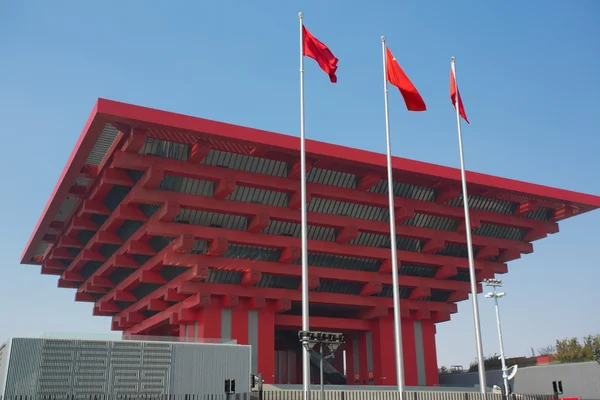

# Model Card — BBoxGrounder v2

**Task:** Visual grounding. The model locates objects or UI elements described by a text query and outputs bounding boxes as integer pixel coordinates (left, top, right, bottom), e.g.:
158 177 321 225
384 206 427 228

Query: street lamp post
299 331 345 400
484 278 510 398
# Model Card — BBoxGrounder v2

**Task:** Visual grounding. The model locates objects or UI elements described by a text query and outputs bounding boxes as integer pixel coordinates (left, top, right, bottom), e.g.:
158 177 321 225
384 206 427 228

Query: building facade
21 99 600 387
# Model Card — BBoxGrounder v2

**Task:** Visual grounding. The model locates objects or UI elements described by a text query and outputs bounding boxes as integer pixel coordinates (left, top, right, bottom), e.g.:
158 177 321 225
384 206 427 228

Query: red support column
197 306 222 341
231 305 249 345
401 318 418 386
370 317 396 386
357 332 369 385
421 319 440 386
257 307 275 384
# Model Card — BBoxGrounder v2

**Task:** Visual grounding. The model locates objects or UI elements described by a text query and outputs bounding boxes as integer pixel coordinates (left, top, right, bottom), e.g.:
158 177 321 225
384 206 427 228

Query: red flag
303 26 338 83
450 68 469 123
386 47 426 112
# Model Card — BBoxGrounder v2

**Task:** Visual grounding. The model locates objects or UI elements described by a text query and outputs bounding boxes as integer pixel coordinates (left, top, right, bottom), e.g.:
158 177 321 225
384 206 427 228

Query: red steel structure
22 99 600 387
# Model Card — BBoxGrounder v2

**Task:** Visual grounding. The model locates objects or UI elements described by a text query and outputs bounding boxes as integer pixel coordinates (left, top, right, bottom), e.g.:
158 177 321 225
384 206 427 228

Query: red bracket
299 276 320 291
248 214 271 233
435 265 457 280
157 201 181 222
289 159 313 180
514 200 539 217
114 290 137 302
412 310 431 321
409 287 431 300
140 166 165 189
138 271 166 285
275 298 292 313
378 259 393 273
279 246 301 263
359 306 388 320
457 217 481 233
188 265 209 282
214 178 236 200
422 238 446 254
250 297 266 309
476 246 499 260
122 127 147 153
360 281 382 296
336 226 359 244
497 248 521 263
395 207 415 223
103 168 135 187
448 291 469 303
148 299 169 311
357 172 380 191
288 190 312 210
241 270 262 286
207 237 228 256
553 205 574 222
189 140 211 164
172 234 195 253
221 294 239 308
436 187 461 204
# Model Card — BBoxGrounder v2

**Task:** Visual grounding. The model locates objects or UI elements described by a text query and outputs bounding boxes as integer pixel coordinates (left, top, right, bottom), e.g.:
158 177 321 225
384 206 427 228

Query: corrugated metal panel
221 244 282 262
66 247 80 257
435 243 469 258
115 220 144 242
450 269 472 282
399 263 438 278
402 213 460 232
169 342 251 395
473 223 526 241
228 185 289 207
308 197 387 221
108 268 134 285
76 230 95 246
160 266 188 281
202 149 289 178
207 269 243 284
131 283 161 300
90 214 109 227
307 168 357 189
149 236 174 253
125 168 145 182
292 253 381 272
98 244 121 259
523 207 553 221
132 254 152 266
160 174 214 196
52 196 79 223
262 220 337 242
313 279 363 295
139 203 160 218
446 194 515 215
3 338 43 396
141 137 189 161
85 123 120 166
256 273 300 289
350 232 422 252
378 285 412 298
80 261 103 279
102 185 132 211
178 208 248 231
369 180 437 202
426 289 451 302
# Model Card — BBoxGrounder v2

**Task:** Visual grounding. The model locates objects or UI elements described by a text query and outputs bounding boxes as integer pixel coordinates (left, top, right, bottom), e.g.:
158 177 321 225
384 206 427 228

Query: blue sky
0 0 599 370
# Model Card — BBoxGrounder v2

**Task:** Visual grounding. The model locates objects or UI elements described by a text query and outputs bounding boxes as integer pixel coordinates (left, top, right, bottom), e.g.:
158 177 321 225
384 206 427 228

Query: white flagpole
299 12 311 400
381 36 406 397
450 56 487 393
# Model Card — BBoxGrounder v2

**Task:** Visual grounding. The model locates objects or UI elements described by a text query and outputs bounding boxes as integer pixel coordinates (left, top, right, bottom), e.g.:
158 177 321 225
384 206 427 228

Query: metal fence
261 391 501 400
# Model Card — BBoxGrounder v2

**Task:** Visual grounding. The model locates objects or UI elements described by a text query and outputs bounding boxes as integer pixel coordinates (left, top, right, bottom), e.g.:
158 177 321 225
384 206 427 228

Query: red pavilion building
22 99 600 387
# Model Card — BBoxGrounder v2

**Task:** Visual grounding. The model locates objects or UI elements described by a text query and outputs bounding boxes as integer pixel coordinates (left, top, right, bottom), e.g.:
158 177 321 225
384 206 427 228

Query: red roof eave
21 98 600 264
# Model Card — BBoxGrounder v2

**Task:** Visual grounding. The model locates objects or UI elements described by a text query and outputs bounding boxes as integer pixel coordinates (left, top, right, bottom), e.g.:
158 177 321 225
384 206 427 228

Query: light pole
299 331 345 400
484 278 510 398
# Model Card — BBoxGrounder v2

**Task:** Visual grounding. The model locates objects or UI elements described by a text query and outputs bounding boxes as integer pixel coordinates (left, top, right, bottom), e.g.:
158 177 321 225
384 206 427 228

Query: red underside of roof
18 98 600 333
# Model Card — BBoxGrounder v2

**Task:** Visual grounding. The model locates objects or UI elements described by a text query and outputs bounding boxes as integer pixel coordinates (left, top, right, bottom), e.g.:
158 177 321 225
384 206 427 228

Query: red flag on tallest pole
302 26 338 83
385 47 426 111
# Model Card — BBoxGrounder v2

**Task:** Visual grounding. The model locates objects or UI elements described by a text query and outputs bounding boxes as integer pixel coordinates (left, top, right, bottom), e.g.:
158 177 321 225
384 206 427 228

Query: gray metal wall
261 390 501 400
439 362 600 398
0 340 10 396
2 337 250 397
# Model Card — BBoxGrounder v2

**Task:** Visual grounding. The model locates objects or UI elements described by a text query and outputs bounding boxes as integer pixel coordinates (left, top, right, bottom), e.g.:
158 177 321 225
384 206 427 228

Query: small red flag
303 26 338 83
386 47 426 112
450 68 469 124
